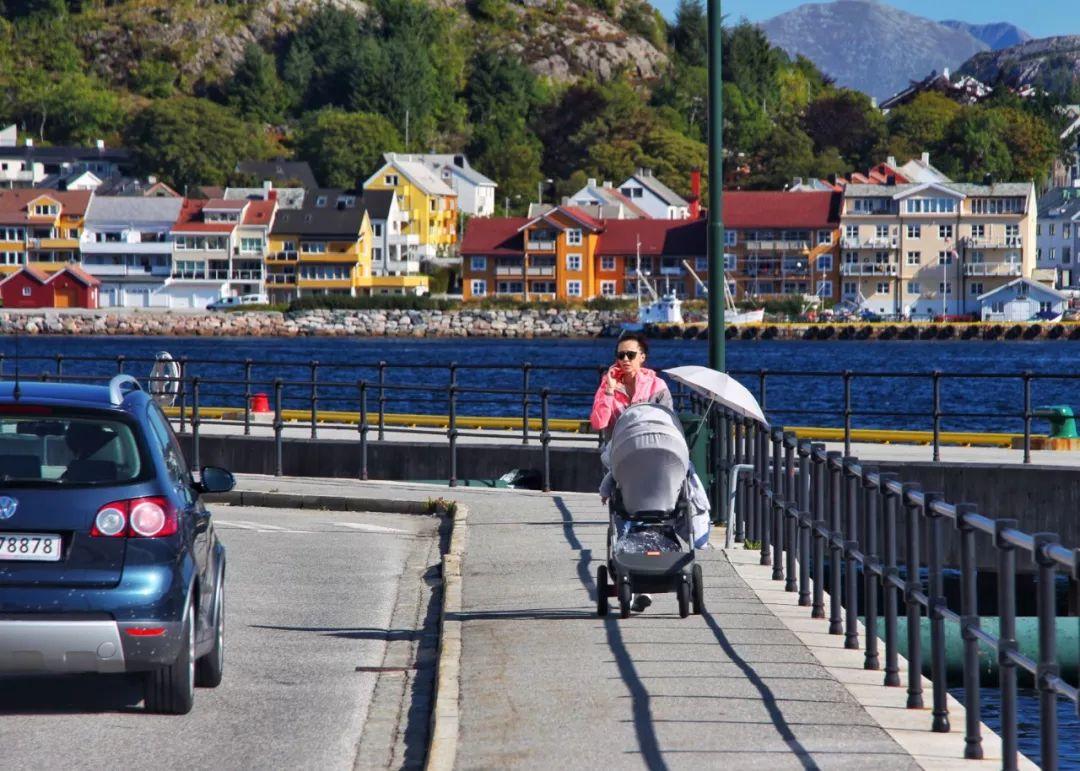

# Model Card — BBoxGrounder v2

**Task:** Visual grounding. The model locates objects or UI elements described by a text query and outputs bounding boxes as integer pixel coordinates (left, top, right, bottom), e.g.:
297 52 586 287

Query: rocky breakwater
0 308 624 338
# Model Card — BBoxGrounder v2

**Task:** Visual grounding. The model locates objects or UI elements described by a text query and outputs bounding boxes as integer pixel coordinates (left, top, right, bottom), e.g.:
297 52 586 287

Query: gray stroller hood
608 403 689 515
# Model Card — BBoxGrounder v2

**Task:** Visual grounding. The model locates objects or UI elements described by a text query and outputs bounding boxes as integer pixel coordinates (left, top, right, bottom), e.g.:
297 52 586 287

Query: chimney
262 179 273 191
689 169 702 219
268 189 278 201
983 173 994 186
148 175 157 184
887 156 897 168
921 152 930 165
587 177 597 188
24 138 33 147
95 139 105 151
603 180 612 188
827 173 838 186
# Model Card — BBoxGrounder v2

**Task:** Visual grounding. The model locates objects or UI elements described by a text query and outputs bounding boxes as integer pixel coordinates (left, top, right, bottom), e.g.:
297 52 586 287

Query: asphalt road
0 505 441 770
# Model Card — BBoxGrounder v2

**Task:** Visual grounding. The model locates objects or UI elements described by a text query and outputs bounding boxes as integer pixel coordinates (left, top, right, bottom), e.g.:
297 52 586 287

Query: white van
207 293 269 311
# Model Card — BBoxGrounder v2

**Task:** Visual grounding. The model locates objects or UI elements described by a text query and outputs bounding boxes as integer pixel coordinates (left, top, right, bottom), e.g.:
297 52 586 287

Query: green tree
129 60 177 98
747 122 816 188
802 89 885 168
722 22 783 112
936 107 1012 181
669 0 706 68
885 92 961 159
294 108 403 189
125 97 268 189
997 106 1060 182
723 82 769 158
228 43 289 124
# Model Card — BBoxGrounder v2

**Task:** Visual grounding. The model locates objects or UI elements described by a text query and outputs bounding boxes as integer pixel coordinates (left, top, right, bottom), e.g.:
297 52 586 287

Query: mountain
759 0 991 100
939 20 1032 51
959 35 1080 97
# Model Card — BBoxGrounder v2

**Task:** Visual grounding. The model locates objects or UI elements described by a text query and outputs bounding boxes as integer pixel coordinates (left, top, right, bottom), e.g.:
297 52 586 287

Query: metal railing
719 411 1079 770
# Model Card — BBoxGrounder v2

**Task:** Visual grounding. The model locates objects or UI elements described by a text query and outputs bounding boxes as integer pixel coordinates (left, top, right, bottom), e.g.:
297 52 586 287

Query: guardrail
718 411 1079 769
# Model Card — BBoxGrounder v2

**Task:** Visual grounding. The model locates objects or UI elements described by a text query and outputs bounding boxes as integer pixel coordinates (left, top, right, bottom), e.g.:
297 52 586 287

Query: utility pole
707 0 725 371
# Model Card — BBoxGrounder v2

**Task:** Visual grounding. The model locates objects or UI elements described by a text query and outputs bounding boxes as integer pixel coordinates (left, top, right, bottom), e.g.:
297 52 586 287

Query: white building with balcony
390 154 496 217
1036 186 1080 288
81 197 182 308
363 189 420 276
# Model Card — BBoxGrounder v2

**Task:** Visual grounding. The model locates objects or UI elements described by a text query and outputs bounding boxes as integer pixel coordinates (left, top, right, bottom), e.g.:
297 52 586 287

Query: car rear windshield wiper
0 476 68 487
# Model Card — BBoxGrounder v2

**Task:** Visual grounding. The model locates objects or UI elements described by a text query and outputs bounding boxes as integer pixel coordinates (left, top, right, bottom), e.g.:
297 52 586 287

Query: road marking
215 519 313 534
332 522 414 535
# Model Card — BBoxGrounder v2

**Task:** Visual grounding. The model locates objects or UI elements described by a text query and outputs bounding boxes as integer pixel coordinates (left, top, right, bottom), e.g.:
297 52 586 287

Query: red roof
460 217 528 255
50 264 100 286
722 191 839 229
242 199 276 226
0 266 50 285
172 198 236 234
595 219 705 256
561 206 604 231
0 189 93 225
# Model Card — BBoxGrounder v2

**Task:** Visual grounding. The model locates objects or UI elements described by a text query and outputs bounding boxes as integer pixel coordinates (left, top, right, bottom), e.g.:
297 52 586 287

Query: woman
590 332 672 613
589 332 672 437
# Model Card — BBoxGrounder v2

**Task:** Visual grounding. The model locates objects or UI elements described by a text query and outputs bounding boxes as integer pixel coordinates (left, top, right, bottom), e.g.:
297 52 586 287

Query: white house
0 128 131 188
1036 186 1080 287
80 196 183 308
977 277 1069 322
567 178 649 219
617 168 690 219
391 153 496 217
363 189 419 275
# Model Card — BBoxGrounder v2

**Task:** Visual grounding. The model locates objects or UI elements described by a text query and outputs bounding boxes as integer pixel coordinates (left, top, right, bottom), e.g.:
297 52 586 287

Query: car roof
0 380 148 413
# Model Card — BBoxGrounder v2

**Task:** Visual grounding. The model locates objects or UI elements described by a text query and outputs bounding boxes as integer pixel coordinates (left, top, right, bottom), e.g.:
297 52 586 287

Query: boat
621 237 684 331
681 260 764 325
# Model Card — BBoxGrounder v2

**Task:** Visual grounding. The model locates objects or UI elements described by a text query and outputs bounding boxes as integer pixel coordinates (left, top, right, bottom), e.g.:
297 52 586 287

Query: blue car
0 375 234 714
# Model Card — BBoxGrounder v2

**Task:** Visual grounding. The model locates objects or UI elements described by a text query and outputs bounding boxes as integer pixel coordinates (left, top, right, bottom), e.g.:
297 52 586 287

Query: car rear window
0 413 144 485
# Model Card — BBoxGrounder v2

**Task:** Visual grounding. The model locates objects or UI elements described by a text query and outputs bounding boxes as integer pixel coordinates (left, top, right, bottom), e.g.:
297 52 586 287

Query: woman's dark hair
616 331 649 355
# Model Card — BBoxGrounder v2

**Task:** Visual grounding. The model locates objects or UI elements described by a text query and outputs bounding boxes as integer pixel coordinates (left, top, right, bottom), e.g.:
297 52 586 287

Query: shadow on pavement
250 624 430 642
0 673 143 714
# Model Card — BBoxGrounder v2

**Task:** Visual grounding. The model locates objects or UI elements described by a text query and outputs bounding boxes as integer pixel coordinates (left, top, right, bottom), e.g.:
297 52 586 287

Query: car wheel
196 572 225 688
145 598 196 715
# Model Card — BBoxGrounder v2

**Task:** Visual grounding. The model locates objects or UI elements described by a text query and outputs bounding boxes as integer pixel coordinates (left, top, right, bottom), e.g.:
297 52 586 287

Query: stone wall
0 308 624 338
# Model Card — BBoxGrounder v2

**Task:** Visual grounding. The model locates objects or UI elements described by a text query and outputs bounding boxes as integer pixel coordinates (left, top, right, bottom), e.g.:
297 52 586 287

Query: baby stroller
596 402 708 619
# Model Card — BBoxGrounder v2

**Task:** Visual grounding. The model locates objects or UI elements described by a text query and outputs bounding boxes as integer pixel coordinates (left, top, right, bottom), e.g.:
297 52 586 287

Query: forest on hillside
0 0 1073 205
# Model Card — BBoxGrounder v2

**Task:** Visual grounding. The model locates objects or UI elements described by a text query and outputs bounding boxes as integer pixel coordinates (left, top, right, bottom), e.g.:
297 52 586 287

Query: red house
48 265 99 309
0 267 52 309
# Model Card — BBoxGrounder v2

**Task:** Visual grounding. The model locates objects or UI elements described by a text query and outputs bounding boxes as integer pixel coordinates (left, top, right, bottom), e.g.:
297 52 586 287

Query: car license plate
0 533 62 562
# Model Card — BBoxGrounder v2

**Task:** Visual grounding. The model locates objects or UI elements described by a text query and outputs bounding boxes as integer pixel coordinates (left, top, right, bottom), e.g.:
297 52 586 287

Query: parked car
207 293 269 310
0 375 235 714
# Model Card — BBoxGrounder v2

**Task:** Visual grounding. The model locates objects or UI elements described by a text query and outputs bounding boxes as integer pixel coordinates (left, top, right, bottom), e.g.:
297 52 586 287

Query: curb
206 490 428 514
425 503 467 771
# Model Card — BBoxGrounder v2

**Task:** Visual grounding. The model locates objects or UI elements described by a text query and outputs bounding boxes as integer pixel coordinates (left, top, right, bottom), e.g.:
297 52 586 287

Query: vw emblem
0 497 17 520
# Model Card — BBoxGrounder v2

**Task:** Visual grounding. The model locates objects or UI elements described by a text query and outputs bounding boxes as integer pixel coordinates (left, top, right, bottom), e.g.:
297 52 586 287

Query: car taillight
90 497 177 538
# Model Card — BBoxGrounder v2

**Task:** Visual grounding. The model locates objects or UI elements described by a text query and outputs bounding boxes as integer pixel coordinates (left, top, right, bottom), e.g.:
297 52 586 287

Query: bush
286 295 457 312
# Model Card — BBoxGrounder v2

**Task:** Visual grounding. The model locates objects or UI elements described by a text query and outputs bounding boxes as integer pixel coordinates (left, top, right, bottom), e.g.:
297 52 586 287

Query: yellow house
362 153 458 261
0 189 91 278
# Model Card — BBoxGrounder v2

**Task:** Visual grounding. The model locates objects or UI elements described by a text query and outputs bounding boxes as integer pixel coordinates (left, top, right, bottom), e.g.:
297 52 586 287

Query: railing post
358 380 369 481
178 356 188 433
116 354 125 374
843 456 860 650
758 368 767 413
903 483 924 709
243 358 253 436
784 433 797 593
881 473 901 687
771 428 784 582
1033 532 1060 771
191 377 201 471
759 424 771 567
811 443 827 619
955 503 983 759
309 360 319 439
448 383 458 489
521 362 531 445
540 388 551 493
842 370 853 456
736 418 747 543
797 440 812 607
924 492 950 733
55 353 62 378
273 378 284 477
862 466 880 670
931 370 941 462
377 360 387 441
1022 371 1032 465
995 519 1020 770
827 451 844 635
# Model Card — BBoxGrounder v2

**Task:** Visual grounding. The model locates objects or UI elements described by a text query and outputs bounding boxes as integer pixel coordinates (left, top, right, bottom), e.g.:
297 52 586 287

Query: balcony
230 270 264 281
842 236 897 249
964 237 1023 249
526 266 555 277
659 266 683 276
963 263 1022 277
840 263 899 276
82 263 171 277
81 240 172 255
269 251 299 262
526 239 556 251
266 273 296 285
496 265 524 276
745 240 810 251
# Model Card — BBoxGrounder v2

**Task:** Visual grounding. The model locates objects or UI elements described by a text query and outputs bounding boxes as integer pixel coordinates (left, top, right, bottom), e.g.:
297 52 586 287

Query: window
907 281 921 295
566 229 582 246
905 197 957 214
971 197 1024 215
385 174 399 186
599 255 615 271
470 256 487 272
1064 247 1072 264
429 198 436 212
817 230 833 245
373 247 382 262
816 280 832 297
970 251 985 264
301 242 327 254
1040 301 1054 314
969 283 983 296
566 254 582 271
695 256 708 272
843 251 858 264
816 254 832 271
240 237 263 253
875 225 889 239
566 280 582 297
1005 224 1020 245
1065 224 1072 239
315 196 327 207
1036 224 1042 236
600 280 616 296
843 281 858 297
373 224 383 238
470 279 486 296
1050 247 1057 261
724 253 737 271
722 231 736 247
497 281 524 294
939 282 952 295
939 250 953 265
906 251 921 265
283 240 297 252
876 282 889 295
21 286 31 296
844 225 858 240
906 224 921 238
1050 224 1056 236
938 225 954 241
971 224 985 239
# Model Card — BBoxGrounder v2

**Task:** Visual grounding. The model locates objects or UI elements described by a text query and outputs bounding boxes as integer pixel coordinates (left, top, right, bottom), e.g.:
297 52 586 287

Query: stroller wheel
618 578 632 619
677 577 691 619
596 565 609 617
692 563 704 615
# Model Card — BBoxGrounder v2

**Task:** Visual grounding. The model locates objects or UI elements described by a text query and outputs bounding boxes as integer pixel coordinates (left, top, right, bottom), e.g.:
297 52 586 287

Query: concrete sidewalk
227 476 1022 770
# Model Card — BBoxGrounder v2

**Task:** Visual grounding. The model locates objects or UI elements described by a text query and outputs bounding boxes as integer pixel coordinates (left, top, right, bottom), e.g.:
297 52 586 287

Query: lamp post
537 178 553 206
707 0 724 371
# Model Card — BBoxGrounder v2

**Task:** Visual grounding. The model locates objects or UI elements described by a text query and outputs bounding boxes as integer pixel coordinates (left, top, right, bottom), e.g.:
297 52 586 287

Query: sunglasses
615 351 640 361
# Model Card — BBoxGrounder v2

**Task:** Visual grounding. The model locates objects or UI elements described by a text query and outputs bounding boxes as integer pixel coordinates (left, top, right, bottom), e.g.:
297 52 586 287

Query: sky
648 0 1078 39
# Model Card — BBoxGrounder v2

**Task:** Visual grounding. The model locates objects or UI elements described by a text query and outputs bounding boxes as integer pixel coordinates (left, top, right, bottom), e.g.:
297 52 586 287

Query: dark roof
723 191 840 229
362 190 396 221
0 144 131 165
236 159 319 190
596 220 705 256
460 217 529 255
270 189 366 237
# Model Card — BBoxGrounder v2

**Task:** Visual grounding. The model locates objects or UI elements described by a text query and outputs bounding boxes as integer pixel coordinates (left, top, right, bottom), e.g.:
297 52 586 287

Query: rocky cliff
959 35 1080 96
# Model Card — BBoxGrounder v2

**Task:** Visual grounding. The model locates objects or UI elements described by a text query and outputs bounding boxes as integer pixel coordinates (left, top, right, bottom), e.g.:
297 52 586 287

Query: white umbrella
663 365 768 427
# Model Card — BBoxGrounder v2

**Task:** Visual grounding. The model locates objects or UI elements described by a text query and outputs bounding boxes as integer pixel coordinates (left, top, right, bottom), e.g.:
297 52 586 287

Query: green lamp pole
706 0 725 371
